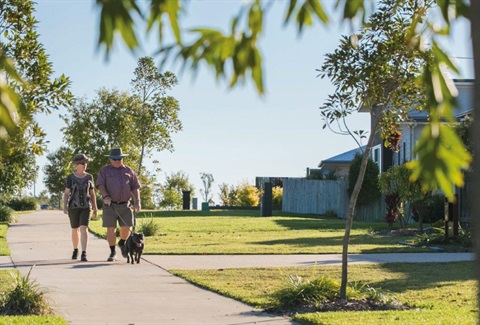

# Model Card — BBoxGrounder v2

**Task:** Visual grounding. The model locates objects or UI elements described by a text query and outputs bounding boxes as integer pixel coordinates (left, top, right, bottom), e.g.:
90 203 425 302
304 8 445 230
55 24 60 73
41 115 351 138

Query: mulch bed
372 228 472 252
372 228 423 236
267 298 414 315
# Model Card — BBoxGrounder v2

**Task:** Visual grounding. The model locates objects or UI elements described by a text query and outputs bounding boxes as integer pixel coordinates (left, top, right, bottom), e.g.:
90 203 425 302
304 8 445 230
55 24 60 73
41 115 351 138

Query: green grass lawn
89 210 430 254
171 261 477 325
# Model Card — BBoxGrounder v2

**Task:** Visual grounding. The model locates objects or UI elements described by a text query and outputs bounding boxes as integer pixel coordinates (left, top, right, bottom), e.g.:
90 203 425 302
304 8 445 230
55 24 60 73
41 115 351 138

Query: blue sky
31 1 473 203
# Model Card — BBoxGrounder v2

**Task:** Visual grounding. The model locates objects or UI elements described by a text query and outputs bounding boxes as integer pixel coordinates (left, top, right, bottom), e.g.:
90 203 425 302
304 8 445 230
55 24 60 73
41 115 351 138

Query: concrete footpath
1 211 475 325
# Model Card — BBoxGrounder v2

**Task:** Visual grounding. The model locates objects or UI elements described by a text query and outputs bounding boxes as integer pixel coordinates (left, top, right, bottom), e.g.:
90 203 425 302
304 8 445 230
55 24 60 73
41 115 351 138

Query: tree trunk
469 4 480 323
137 144 146 176
340 108 380 300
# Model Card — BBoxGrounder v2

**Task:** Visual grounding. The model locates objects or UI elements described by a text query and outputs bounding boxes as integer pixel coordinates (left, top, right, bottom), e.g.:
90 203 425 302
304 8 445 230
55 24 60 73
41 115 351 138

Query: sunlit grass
171 261 477 325
0 223 10 256
89 210 429 254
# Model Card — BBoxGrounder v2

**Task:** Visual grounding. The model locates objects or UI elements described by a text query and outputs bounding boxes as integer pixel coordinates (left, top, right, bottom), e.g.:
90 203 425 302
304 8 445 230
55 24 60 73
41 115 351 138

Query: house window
402 142 406 163
397 146 401 165
371 145 381 170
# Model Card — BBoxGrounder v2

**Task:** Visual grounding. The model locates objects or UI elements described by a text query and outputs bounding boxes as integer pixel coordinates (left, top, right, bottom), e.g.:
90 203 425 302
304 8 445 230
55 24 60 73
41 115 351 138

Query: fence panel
282 178 385 221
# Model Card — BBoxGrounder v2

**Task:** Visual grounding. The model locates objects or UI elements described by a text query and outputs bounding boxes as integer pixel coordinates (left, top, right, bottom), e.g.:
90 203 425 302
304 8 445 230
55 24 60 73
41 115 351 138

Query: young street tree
199 172 214 204
131 57 182 176
317 0 431 299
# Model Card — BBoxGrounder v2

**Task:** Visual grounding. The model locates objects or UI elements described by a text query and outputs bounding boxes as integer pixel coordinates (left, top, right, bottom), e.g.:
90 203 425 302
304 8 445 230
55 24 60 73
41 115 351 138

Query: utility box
261 182 273 217
182 191 191 210
201 202 209 211
192 197 198 210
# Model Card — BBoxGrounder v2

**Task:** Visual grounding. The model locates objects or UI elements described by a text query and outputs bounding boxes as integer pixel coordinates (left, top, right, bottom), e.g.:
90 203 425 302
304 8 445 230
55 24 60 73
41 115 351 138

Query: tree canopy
0 0 72 196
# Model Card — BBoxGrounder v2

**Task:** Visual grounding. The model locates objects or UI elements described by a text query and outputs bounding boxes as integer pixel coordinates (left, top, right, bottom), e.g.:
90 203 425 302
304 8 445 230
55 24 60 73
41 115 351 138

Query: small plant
7 197 38 211
272 274 340 310
415 229 473 249
0 205 16 223
0 266 52 315
271 269 407 313
137 214 160 236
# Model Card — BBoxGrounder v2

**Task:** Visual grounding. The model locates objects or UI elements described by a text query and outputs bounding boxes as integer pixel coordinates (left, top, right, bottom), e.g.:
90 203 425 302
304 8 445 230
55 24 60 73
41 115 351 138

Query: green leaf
340 0 365 20
284 0 299 24
148 0 182 44
248 2 263 36
97 0 141 56
307 0 328 23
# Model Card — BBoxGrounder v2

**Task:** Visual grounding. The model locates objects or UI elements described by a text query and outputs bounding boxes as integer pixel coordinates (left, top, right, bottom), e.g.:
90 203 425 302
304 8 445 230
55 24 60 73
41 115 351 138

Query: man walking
97 148 141 261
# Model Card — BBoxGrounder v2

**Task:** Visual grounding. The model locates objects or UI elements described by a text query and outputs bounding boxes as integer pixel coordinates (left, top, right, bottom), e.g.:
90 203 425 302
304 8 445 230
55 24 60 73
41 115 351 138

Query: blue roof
319 146 365 167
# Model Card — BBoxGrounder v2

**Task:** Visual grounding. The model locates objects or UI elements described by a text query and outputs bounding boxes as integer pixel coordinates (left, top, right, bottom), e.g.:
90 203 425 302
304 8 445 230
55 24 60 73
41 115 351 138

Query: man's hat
105 148 129 159
72 153 91 164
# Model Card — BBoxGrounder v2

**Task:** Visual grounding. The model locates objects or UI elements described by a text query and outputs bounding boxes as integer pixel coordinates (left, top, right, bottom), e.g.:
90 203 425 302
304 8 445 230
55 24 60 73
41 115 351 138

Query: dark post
182 190 191 210
452 194 459 238
444 197 449 238
444 194 459 238
261 182 273 216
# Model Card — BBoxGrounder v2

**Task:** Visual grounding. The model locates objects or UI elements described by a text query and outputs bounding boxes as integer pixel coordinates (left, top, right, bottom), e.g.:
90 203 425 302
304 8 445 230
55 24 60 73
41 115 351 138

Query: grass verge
0 223 10 256
171 261 477 325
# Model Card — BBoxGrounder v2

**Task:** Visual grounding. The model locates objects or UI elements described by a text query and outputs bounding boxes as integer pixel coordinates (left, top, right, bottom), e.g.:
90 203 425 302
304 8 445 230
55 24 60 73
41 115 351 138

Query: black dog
125 232 145 264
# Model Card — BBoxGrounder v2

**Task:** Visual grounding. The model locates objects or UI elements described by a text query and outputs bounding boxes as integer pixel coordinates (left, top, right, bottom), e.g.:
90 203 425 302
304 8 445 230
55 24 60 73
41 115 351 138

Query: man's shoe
81 252 87 262
118 242 127 258
72 249 78 260
107 252 117 262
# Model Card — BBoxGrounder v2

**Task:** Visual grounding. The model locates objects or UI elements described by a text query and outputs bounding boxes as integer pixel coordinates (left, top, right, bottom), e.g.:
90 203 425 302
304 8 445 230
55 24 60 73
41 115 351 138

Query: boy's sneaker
72 249 78 260
107 252 117 262
81 252 87 262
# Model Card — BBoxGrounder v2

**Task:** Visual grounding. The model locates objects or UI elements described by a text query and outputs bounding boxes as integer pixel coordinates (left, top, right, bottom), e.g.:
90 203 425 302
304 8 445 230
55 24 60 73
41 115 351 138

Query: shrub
348 154 381 206
218 183 239 206
137 215 160 236
415 229 472 248
411 194 444 224
272 186 283 207
237 183 260 207
0 267 52 315
7 197 38 211
0 206 16 223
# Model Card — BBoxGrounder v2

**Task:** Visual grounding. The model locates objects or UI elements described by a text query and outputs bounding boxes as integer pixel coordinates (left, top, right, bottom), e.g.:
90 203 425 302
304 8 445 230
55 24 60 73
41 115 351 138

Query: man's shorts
68 208 90 228
102 203 134 228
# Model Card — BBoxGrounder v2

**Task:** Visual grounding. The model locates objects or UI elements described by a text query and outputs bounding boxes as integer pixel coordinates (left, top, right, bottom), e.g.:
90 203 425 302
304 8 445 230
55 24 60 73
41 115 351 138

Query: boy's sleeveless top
65 174 95 210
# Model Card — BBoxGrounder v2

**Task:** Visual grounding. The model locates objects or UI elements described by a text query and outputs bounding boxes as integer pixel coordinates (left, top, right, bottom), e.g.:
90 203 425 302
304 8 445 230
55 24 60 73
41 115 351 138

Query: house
318 79 474 174
303 79 473 222
317 146 366 179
